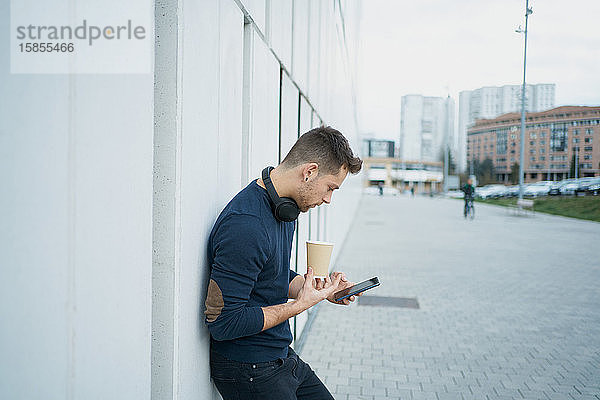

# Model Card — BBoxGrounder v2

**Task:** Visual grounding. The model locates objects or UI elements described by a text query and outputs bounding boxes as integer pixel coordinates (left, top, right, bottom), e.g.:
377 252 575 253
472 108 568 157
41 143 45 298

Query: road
299 194 600 400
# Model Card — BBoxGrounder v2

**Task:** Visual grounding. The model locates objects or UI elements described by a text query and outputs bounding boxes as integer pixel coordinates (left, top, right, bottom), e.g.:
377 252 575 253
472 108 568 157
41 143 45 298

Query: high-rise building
399 95 455 163
458 83 556 172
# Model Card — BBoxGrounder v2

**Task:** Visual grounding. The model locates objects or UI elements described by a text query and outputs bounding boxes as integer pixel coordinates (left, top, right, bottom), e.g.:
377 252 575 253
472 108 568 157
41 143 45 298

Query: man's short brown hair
281 126 362 176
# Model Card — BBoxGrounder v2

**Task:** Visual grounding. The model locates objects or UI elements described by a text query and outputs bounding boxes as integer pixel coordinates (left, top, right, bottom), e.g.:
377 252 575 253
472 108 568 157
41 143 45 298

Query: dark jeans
210 347 333 400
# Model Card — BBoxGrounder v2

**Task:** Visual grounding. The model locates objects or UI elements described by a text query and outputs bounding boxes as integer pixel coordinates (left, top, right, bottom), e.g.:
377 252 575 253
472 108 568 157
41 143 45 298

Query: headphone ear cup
275 198 300 222
262 166 300 222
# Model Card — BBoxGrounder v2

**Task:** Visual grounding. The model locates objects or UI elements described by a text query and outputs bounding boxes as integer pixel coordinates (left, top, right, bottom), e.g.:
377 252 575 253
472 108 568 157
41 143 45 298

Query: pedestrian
378 181 384 196
410 185 415 196
204 126 363 399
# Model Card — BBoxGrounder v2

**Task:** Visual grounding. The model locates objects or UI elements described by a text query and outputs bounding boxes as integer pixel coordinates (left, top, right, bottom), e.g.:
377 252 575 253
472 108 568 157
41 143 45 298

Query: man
461 178 476 217
204 126 363 399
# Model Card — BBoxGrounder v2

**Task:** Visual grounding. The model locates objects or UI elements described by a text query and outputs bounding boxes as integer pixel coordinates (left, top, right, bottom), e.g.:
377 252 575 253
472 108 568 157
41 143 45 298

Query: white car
560 180 581 195
506 185 521 197
446 190 464 199
523 181 553 197
383 187 400 196
476 185 507 199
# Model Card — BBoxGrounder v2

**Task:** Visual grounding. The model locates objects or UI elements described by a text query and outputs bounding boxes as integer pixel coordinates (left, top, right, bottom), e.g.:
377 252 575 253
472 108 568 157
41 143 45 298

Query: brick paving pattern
299 195 600 400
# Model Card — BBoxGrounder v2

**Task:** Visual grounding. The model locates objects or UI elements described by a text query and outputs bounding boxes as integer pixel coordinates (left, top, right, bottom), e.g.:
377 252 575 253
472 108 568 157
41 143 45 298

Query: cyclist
461 178 476 218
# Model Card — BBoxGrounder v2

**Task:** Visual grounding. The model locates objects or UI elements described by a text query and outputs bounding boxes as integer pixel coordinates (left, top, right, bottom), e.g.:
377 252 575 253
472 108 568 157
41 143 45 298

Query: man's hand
319 272 362 305
296 267 342 310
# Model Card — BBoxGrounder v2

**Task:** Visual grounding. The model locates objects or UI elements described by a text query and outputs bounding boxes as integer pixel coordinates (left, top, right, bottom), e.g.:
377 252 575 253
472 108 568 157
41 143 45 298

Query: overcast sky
356 0 600 140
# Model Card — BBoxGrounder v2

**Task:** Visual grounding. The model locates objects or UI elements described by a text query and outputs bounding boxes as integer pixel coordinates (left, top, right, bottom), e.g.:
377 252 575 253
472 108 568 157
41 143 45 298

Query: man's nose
323 192 332 204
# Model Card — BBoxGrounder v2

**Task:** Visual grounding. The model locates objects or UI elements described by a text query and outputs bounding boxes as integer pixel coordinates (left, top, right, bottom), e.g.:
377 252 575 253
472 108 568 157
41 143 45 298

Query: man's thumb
305 267 314 283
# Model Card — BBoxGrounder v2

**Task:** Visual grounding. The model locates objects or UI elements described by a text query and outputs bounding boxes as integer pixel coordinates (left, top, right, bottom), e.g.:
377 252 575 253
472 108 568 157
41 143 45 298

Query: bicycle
464 196 475 220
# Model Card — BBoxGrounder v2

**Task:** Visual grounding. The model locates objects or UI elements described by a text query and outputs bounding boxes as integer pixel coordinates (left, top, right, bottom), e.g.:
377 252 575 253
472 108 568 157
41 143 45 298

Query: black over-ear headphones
262 166 300 222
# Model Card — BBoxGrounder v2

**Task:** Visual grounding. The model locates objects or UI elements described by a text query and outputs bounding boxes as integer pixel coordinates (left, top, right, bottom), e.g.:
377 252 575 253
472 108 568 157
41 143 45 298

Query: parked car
490 185 509 198
476 184 507 199
559 179 581 195
584 177 600 195
383 187 400 196
523 181 553 197
575 177 600 196
363 186 400 196
363 187 380 196
549 179 574 196
474 186 492 199
506 185 521 197
446 190 464 199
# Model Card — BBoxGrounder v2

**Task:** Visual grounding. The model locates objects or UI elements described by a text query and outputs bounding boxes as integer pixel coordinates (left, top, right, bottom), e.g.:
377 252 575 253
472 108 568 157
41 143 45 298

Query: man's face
467 179 473 185
296 166 348 212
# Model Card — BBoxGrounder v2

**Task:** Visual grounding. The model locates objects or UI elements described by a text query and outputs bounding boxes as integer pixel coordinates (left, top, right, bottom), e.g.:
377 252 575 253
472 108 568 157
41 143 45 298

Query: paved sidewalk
299 195 600 400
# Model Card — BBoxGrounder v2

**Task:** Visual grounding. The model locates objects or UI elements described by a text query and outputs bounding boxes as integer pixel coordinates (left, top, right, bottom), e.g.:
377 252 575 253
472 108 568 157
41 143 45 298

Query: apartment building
467 106 600 182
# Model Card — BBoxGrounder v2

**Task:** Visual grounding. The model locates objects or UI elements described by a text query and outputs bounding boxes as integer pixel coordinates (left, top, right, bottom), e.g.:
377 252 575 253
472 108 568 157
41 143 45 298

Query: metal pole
443 96 449 193
518 0 532 200
575 147 578 178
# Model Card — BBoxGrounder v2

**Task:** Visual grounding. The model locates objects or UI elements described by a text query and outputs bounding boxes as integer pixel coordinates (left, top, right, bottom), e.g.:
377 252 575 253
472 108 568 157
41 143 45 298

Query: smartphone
333 277 380 302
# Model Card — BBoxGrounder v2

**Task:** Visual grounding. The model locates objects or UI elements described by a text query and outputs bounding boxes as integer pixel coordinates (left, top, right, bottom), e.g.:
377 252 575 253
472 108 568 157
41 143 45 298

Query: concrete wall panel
280 72 299 162
292 0 309 94
294 211 310 340
166 1 245 399
249 36 280 179
0 0 154 395
307 0 321 101
0 70 70 397
218 2 245 206
241 0 266 36
73 76 153 399
270 0 293 71
299 95 312 136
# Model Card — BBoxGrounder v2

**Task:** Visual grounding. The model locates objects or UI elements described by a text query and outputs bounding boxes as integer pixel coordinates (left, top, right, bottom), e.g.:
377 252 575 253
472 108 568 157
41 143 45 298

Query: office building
467 106 600 182
458 83 556 172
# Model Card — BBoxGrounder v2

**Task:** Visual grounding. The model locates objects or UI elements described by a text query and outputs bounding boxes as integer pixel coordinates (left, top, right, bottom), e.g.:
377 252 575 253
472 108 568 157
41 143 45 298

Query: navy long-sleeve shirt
205 180 298 363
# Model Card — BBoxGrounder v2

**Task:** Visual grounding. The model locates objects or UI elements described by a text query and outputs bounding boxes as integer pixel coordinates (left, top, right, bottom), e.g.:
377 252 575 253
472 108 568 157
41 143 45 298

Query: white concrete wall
0 0 154 398
1 0 362 399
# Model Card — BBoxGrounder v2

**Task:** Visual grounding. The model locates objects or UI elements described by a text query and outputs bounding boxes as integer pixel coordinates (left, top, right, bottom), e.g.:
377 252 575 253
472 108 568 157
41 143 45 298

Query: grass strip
474 196 600 222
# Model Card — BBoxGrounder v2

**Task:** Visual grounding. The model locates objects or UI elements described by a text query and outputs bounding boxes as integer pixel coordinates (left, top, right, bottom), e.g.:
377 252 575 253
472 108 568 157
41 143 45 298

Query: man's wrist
292 298 311 314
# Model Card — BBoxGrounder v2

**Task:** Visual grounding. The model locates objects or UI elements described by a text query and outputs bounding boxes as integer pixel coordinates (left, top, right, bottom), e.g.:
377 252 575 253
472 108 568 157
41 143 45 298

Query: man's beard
296 181 316 212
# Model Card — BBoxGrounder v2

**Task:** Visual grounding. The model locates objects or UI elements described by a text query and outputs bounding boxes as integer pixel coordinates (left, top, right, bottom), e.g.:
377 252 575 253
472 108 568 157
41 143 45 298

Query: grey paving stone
297 196 600 400
334 385 362 395
411 392 438 400
362 386 387 396
362 371 386 380
325 376 350 386
349 377 375 387
396 383 423 392
372 379 400 389
386 388 413 398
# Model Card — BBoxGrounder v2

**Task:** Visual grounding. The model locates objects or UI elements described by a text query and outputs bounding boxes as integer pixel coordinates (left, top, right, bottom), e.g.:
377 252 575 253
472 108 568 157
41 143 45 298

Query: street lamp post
443 96 450 193
575 146 579 178
517 0 533 200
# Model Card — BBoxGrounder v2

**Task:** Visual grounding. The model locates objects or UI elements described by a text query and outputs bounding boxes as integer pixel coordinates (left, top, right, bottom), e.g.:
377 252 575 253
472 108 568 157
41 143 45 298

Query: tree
510 162 520 184
478 158 495 185
438 147 457 175
465 158 496 185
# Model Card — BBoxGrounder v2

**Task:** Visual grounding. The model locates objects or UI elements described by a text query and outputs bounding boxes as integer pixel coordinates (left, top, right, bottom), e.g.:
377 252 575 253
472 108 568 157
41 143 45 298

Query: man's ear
302 163 319 181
